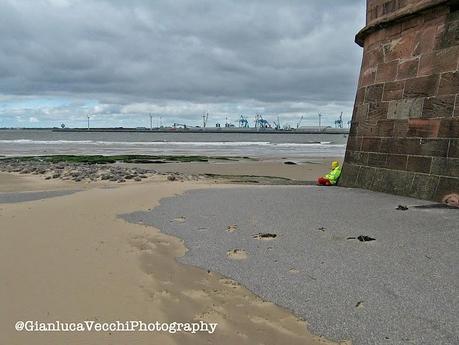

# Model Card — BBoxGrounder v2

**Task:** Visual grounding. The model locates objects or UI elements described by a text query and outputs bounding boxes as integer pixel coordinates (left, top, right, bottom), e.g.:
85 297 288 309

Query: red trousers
317 177 332 186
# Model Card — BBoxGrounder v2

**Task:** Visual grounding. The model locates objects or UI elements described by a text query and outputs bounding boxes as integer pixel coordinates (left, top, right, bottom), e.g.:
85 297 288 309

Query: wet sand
124 157 341 181
0 175 344 345
137 187 458 345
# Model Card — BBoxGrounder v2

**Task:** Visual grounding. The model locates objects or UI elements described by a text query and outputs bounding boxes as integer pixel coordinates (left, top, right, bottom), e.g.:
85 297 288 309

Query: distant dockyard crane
334 112 344 128
224 116 235 127
202 113 209 128
254 114 270 128
296 115 304 129
273 116 281 130
238 115 249 128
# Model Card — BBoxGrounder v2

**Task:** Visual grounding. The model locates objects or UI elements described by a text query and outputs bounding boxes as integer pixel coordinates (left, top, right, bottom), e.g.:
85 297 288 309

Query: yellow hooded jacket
325 163 341 185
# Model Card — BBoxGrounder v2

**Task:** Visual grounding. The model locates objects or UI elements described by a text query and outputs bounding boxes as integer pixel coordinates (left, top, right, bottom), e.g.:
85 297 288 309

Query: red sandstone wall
341 1 459 202
366 0 446 25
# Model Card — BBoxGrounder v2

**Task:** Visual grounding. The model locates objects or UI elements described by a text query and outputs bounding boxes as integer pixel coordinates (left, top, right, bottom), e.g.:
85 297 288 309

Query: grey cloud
0 0 365 126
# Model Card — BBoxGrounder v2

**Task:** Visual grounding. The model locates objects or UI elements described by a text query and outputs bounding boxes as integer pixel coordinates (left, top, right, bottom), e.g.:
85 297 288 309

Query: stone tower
340 0 459 203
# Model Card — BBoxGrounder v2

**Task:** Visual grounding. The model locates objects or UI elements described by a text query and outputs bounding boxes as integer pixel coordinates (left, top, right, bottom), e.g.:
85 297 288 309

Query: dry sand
0 174 345 345
0 172 79 193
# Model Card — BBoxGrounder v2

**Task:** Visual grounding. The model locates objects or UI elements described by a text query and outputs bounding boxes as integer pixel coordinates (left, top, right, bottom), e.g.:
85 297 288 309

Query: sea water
0 130 346 158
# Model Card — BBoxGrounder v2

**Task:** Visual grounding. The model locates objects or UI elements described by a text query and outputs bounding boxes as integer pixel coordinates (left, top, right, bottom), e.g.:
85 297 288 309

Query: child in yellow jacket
317 161 341 186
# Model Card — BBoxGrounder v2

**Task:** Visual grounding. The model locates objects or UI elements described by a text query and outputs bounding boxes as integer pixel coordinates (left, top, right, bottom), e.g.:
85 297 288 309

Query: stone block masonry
341 0 459 202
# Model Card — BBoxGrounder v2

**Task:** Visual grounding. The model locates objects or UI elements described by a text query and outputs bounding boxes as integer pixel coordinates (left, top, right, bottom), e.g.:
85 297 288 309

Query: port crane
334 112 344 128
202 113 209 128
238 115 249 128
296 115 304 129
273 116 281 130
224 116 235 127
318 113 323 129
254 114 270 128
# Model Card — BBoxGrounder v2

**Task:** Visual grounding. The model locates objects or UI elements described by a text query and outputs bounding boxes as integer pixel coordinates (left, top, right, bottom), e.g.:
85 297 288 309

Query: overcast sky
0 0 365 128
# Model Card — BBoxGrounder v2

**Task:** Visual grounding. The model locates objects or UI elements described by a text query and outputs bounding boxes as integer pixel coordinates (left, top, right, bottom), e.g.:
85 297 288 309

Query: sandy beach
2 158 456 345
0 166 345 345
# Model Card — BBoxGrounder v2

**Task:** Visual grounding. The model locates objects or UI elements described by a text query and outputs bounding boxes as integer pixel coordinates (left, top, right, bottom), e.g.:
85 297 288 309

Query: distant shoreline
1 127 350 135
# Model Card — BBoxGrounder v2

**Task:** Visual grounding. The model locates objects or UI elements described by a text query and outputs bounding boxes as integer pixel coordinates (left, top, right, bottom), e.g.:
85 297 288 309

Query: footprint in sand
196 307 226 326
171 216 186 223
227 249 248 260
129 236 156 252
219 278 242 289
252 233 277 240
156 240 170 247
181 289 210 300
226 224 238 232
